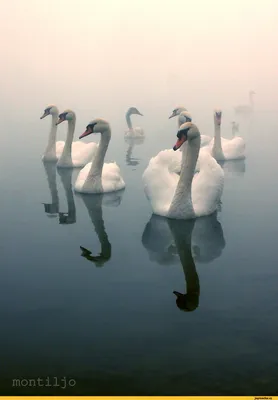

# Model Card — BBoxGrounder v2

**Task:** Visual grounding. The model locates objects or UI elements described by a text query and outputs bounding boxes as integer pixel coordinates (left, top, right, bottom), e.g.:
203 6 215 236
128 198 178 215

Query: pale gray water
1 110 278 395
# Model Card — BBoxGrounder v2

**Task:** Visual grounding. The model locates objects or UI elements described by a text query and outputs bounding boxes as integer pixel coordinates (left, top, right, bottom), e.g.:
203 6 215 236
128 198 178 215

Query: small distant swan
74 118 126 194
40 105 65 162
231 121 239 136
169 107 211 147
142 122 224 219
124 107 144 138
234 90 255 115
56 109 98 168
206 109 245 161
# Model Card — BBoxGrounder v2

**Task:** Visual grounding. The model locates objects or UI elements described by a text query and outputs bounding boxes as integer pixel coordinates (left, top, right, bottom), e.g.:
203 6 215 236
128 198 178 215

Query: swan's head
249 90 256 95
56 109 76 125
173 291 199 312
127 107 143 116
169 106 187 119
214 109 222 126
173 122 197 151
178 111 192 124
40 104 58 119
79 118 110 139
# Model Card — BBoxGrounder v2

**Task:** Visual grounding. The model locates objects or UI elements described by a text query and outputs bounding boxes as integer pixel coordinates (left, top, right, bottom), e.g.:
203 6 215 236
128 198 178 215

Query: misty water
1 109 278 395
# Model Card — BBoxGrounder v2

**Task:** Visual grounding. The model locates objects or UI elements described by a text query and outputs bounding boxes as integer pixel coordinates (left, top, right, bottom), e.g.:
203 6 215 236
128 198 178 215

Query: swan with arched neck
74 118 125 194
124 107 144 138
142 122 224 219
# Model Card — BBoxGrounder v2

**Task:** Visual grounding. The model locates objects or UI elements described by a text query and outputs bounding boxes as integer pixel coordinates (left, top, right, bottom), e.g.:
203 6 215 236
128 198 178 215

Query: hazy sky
1 0 278 120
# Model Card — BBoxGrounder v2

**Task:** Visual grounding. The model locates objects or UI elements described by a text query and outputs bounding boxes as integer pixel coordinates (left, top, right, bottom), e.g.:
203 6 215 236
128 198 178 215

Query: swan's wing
222 136 245 159
142 150 178 216
192 152 224 217
101 162 125 192
71 142 98 166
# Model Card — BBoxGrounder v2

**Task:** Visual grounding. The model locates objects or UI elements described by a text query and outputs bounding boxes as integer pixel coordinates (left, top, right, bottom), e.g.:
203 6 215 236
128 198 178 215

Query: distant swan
206 109 245 161
169 107 211 147
142 122 224 219
124 107 144 138
40 105 65 162
234 90 255 115
74 118 126 194
231 121 239 136
56 109 98 168
79 192 124 267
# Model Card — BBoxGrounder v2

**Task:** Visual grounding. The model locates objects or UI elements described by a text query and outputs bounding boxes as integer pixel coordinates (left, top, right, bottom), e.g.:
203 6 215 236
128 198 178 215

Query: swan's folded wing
192 153 224 217
223 137 245 159
102 162 125 192
142 152 178 216
72 142 98 166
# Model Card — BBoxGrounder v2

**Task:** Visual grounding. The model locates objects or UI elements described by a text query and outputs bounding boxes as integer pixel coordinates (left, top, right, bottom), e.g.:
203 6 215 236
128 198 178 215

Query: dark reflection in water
142 212 225 311
42 161 76 224
77 191 124 267
125 137 144 166
57 168 76 225
42 161 59 217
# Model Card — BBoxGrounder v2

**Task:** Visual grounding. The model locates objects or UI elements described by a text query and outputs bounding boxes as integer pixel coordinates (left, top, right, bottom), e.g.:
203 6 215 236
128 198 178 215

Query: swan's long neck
168 134 200 219
59 119 76 164
212 121 224 159
87 128 111 180
44 114 58 156
126 111 133 130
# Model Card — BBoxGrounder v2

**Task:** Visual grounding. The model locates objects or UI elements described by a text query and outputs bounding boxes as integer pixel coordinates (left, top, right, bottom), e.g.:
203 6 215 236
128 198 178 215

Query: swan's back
142 150 178 216
192 151 224 217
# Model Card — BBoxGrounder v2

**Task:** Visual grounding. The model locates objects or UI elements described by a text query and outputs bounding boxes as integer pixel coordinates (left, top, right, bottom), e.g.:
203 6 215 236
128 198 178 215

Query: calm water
1 110 278 395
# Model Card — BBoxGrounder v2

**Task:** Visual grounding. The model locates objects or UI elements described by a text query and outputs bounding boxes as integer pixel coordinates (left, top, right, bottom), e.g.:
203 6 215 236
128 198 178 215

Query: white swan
74 118 126 194
40 105 65 162
124 107 144 138
234 90 255 114
142 122 224 219
56 109 98 168
206 109 245 161
169 107 211 147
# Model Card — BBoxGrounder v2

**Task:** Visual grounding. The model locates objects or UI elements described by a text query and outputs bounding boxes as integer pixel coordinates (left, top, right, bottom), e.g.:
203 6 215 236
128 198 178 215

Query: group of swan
41 105 126 194
41 101 246 221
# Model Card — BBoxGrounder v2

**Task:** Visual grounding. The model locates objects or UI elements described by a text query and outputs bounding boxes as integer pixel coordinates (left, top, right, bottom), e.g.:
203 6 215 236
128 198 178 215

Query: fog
1 0 278 133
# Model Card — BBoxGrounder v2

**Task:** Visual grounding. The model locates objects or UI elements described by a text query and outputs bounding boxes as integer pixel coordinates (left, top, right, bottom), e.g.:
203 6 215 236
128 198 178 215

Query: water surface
1 111 278 395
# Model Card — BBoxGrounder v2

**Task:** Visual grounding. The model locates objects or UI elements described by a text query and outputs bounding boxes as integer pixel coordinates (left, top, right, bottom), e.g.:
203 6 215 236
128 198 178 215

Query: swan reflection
125 136 145 167
142 212 225 311
219 159 246 177
42 161 76 224
78 190 124 267
57 168 76 224
42 161 59 217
